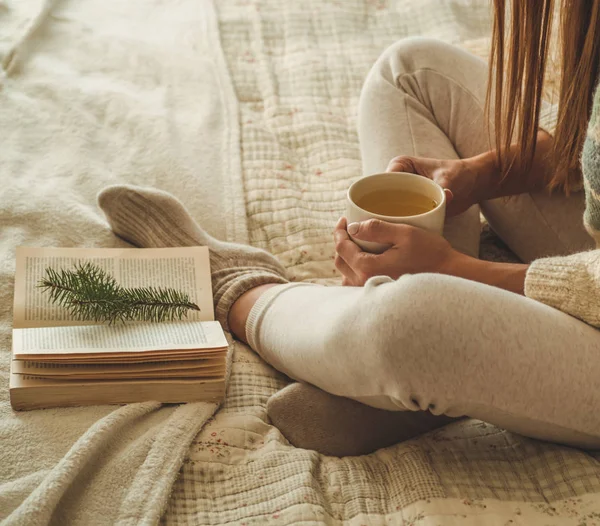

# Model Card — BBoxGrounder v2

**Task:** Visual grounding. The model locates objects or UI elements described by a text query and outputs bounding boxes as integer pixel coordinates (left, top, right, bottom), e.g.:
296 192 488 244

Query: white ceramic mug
346 172 446 253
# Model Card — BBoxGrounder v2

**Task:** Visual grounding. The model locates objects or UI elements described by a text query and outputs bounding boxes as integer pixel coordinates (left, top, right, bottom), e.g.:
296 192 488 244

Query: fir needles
38 262 200 324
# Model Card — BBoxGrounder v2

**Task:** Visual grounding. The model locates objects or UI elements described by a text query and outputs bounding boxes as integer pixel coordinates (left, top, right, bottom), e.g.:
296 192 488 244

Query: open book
10 246 228 410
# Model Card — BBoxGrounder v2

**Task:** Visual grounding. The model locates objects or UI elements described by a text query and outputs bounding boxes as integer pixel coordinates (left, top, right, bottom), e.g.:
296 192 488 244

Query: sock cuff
245 283 313 355
214 273 290 332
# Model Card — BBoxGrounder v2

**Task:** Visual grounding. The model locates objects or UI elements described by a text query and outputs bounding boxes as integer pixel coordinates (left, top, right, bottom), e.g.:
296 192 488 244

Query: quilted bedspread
163 1 600 525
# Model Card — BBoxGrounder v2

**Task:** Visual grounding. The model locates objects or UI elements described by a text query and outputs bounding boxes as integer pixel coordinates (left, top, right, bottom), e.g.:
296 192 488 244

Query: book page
13 358 224 375
11 361 225 380
13 320 228 356
38 351 226 363
13 246 214 328
10 374 224 388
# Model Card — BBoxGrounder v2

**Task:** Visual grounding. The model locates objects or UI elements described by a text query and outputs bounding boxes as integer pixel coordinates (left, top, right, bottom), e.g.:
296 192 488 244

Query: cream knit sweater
524 91 600 328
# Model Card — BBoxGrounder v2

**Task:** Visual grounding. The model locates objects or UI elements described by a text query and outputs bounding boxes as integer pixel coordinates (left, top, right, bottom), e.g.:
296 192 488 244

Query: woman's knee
327 274 464 408
362 38 456 91
360 37 484 107
381 37 456 74
367 272 457 361
380 274 478 410
358 38 463 132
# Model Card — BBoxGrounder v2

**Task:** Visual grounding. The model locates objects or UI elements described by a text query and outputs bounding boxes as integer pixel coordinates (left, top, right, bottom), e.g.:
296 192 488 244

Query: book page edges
10 374 225 410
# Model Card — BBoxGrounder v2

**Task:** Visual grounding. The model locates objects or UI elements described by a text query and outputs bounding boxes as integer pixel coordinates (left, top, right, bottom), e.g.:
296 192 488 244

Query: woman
98 0 600 457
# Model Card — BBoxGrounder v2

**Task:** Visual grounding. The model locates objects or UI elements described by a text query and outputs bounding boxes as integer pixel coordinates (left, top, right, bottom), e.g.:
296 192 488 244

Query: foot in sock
267 382 462 457
97 184 289 330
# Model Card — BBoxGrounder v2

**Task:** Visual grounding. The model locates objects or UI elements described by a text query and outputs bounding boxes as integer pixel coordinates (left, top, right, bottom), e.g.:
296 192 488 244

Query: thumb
386 156 418 174
347 218 405 244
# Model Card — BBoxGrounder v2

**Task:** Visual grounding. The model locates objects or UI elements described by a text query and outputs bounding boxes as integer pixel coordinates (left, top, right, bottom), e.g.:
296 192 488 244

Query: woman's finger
335 216 348 231
334 253 359 283
334 217 361 284
334 228 364 268
347 218 411 245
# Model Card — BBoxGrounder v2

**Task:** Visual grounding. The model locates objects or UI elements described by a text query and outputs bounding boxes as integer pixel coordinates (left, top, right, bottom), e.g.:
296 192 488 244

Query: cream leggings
245 38 600 449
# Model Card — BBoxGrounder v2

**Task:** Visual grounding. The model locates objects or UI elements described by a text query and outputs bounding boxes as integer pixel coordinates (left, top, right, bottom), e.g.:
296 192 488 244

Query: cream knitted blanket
0 0 243 524
3 1 600 525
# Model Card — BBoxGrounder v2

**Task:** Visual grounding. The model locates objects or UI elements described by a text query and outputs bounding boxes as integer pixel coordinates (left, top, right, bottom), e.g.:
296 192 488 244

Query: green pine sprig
38 262 200 324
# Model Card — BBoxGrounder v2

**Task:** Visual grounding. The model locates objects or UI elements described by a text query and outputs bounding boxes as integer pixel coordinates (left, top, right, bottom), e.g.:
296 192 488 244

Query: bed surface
2 1 600 524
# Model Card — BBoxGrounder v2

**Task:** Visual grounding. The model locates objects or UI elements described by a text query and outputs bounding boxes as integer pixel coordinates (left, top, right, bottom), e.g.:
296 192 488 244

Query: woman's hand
333 217 462 286
333 217 529 294
386 156 491 216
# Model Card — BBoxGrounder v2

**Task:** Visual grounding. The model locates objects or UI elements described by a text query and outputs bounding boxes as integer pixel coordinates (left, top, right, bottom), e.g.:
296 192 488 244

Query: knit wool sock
97 184 289 331
267 382 461 457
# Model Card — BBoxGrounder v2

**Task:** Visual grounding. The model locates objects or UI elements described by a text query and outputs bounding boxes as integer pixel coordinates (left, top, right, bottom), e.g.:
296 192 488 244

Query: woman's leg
246 273 600 450
357 37 594 262
99 185 600 458
482 193 594 262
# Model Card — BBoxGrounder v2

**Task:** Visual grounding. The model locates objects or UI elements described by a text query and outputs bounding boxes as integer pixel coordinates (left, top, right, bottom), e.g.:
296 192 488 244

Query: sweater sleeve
524 84 600 327
525 250 600 328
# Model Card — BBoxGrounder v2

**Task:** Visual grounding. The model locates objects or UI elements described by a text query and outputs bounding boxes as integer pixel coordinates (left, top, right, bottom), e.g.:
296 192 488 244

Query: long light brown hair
489 0 600 192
